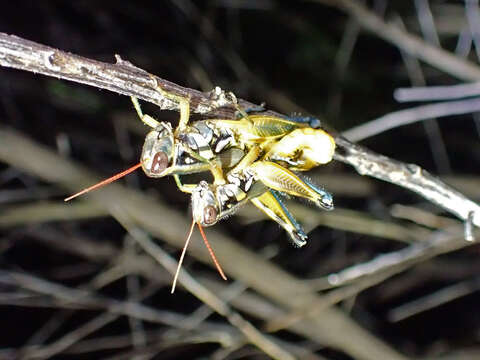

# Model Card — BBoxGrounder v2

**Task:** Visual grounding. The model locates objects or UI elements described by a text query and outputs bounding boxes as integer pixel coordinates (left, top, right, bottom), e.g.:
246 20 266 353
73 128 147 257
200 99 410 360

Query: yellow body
264 128 335 171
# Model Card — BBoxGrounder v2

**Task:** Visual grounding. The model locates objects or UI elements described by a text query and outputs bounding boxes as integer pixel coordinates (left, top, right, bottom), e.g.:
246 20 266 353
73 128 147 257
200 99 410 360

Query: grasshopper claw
289 229 308 247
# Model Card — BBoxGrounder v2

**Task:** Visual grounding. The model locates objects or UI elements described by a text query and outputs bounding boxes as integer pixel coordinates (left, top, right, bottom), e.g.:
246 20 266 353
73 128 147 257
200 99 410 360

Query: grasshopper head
141 122 175 177
191 181 220 227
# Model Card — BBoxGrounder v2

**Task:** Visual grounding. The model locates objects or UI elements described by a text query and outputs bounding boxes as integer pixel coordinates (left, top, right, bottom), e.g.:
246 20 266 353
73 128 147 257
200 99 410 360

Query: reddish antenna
64 162 142 202
171 221 227 293
64 161 228 292
197 223 227 281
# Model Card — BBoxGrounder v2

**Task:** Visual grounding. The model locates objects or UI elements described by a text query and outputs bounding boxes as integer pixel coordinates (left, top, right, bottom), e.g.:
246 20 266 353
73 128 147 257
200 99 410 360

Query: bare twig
264 269 400 333
414 0 441 46
334 137 480 228
394 14 451 174
325 228 478 287
63 328 239 356
0 201 107 227
0 32 260 119
387 276 480 322
466 0 480 60
18 266 175 360
314 0 480 81
390 204 460 230
0 270 187 327
112 209 296 360
21 313 118 360
263 227 479 332
263 226 479 332
238 203 430 243
394 82 480 102
342 97 480 141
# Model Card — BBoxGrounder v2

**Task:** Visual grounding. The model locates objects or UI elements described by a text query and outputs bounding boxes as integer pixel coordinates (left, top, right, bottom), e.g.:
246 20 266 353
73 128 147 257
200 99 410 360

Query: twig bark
334 137 480 227
0 32 251 118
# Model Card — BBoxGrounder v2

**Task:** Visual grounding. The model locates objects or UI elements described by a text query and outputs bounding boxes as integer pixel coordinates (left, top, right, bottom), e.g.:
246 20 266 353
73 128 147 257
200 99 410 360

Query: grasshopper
134 93 336 247
191 162 334 247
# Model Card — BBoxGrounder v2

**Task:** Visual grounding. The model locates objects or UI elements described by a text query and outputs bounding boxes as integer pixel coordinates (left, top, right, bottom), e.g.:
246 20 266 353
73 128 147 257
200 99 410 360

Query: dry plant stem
265 228 479 332
123 241 147 359
0 201 108 227
342 97 480 141
0 128 410 360
388 276 480 322
21 225 118 263
16 224 326 360
111 208 296 360
2 312 240 359
390 204 460 230
334 137 480 228
239 204 429 243
18 263 136 355
285 204 430 243
21 313 118 360
20 268 179 360
62 328 239 356
394 15 451 174
265 268 404 333
3 278 246 359
394 82 480 102
1 263 225 359
414 0 440 46
0 270 187 327
466 0 480 61
325 228 479 287
201 276 372 357
314 0 480 81
0 32 254 118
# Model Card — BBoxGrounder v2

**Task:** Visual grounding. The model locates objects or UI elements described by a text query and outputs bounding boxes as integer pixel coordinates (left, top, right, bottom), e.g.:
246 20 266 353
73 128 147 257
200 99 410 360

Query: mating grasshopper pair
66 81 336 288
136 89 335 247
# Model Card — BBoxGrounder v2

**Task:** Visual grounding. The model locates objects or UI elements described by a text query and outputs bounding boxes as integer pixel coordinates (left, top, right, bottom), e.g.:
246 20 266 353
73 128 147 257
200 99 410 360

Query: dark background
0 1 479 359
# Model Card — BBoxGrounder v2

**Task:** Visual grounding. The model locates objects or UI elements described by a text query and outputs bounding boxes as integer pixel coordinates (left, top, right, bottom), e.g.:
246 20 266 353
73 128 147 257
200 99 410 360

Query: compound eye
149 151 168 175
203 205 217 225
